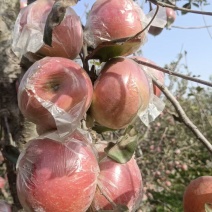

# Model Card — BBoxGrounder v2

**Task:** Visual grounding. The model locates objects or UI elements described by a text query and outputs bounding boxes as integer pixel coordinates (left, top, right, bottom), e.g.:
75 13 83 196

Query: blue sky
73 0 212 81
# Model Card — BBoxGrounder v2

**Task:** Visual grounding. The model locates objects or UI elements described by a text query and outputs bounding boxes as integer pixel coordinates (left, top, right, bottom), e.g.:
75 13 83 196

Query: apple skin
91 154 143 211
183 176 212 212
90 57 150 129
16 130 100 212
14 0 83 59
0 201 12 212
84 0 146 56
131 56 165 97
18 57 93 133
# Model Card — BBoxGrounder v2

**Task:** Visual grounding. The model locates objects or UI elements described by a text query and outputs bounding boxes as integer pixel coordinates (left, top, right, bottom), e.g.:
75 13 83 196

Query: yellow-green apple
90 151 143 211
16 130 100 212
18 57 93 133
148 7 176 36
13 0 83 60
131 56 165 97
183 176 212 212
84 0 147 57
90 57 150 129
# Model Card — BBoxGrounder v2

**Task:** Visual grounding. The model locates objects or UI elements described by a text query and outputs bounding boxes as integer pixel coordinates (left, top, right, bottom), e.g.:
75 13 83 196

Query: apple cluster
12 0 169 211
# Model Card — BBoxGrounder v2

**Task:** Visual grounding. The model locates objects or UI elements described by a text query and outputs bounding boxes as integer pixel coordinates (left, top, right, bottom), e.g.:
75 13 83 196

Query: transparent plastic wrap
0 201 12 212
12 0 83 60
18 57 93 137
84 0 148 56
133 57 165 126
90 57 151 130
16 129 100 212
90 142 143 211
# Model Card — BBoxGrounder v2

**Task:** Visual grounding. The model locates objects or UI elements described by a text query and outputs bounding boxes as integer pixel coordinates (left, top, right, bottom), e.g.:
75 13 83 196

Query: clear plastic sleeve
18 57 93 137
84 0 148 53
90 142 143 211
16 129 100 212
12 0 83 60
131 57 165 126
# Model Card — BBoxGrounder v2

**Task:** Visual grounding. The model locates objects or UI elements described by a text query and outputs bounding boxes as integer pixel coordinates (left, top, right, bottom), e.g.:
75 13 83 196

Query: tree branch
151 75 212 153
132 59 212 87
148 0 212 16
172 25 212 29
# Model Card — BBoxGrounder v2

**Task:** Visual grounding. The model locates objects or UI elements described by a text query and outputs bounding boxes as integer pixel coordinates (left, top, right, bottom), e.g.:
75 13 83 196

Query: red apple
90 57 150 129
183 176 212 212
166 8 176 27
0 201 12 212
90 155 143 211
131 56 165 97
148 7 176 36
18 57 93 133
84 0 147 56
16 130 100 212
13 0 83 60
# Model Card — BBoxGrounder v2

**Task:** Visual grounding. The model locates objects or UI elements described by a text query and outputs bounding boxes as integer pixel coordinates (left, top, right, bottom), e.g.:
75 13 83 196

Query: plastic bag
18 57 93 137
90 142 143 212
16 129 100 212
84 0 148 54
12 0 83 60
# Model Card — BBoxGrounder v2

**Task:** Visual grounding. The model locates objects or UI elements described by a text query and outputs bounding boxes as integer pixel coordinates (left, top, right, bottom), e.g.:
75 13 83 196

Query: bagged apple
89 142 143 211
84 0 148 58
18 57 93 136
12 0 83 61
90 57 151 129
16 129 100 212
0 200 12 212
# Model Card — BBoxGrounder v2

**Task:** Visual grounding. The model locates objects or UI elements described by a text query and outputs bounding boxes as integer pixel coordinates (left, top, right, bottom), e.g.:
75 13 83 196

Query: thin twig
132 59 212 87
127 5 159 42
172 25 212 29
150 75 212 153
148 0 212 16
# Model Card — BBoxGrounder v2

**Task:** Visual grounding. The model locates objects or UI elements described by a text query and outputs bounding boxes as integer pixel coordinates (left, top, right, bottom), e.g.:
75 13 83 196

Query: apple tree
0 0 211 211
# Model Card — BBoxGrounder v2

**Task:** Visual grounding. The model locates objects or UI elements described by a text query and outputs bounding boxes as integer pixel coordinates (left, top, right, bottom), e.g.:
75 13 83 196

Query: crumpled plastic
84 0 148 50
16 128 100 212
90 142 143 211
12 0 83 60
84 0 167 51
136 58 165 127
18 57 93 137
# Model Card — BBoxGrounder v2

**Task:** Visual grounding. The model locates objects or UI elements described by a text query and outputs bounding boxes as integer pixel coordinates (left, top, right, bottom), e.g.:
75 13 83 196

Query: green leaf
181 3 191 15
205 203 212 212
104 126 138 164
192 3 199 7
86 38 142 63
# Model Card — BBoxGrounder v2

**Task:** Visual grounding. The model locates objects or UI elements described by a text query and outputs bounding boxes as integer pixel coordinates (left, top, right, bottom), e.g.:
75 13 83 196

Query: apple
84 0 147 56
0 201 12 212
131 56 165 97
183 176 212 212
90 155 143 211
18 57 93 133
13 0 83 60
90 57 150 129
148 7 176 36
16 130 100 212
